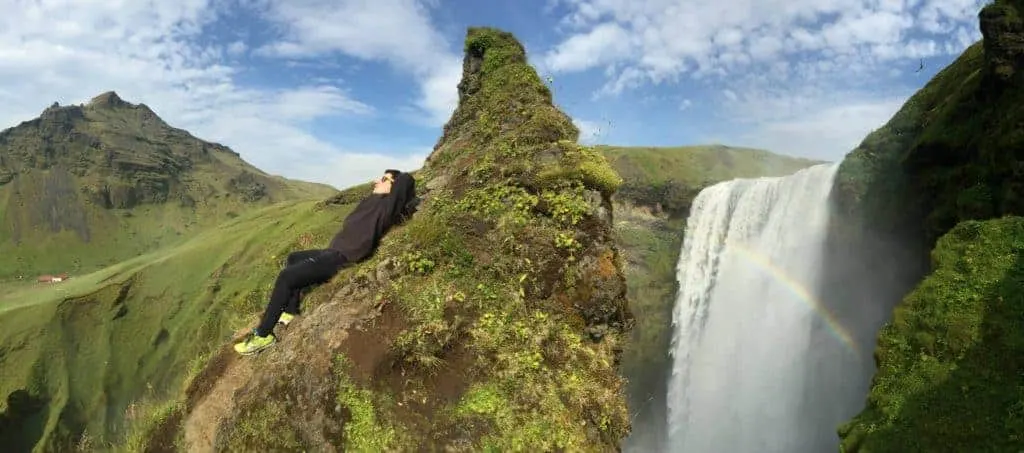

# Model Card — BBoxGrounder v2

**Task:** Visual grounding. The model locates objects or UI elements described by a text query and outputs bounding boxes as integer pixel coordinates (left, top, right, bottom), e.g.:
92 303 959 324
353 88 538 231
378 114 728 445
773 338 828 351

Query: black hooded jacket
327 171 417 262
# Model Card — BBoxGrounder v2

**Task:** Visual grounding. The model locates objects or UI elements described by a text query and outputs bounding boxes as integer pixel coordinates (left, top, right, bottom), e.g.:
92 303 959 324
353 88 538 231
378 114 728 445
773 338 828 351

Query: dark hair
389 169 419 221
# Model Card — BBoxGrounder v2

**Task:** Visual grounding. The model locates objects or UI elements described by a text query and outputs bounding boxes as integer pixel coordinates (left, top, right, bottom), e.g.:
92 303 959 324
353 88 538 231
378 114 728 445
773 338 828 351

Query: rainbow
726 241 862 357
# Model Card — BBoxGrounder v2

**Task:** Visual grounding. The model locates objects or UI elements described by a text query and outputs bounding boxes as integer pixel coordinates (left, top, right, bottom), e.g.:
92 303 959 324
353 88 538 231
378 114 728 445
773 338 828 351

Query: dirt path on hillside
182 329 255 453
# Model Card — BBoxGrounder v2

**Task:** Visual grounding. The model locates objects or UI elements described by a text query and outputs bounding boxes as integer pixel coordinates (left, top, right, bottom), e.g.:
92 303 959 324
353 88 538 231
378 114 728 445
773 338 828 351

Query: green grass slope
838 217 1024 452
600 145 823 216
0 198 356 452
833 1 1024 450
599 145 823 450
0 92 336 281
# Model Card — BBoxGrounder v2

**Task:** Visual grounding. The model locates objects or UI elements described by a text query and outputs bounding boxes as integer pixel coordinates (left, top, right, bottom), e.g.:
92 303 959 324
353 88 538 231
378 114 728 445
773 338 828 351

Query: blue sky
0 0 987 189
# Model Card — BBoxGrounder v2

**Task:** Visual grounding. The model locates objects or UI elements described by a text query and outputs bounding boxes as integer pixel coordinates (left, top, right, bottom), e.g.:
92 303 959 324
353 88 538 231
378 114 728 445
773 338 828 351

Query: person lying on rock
234 169 418 355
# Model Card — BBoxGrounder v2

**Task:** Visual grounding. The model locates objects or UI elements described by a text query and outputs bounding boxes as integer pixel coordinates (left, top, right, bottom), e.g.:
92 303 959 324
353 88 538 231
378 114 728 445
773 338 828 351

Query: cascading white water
665 163 877 452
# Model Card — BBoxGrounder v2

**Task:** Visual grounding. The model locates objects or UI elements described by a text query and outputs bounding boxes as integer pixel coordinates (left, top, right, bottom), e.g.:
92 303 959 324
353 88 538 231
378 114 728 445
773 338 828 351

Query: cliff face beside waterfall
832 1 1024 450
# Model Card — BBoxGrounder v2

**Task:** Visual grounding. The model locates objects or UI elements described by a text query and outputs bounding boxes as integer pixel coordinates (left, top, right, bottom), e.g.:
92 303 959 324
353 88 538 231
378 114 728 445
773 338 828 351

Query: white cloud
545 0 986 160
271 85 373 119
296 151 430 190
543 23 634 72
226 40 247 56
544 0 986 93
573 118 609 144
0 0 448 190
251 0 461 125
193 109 426 188
715 87 908 161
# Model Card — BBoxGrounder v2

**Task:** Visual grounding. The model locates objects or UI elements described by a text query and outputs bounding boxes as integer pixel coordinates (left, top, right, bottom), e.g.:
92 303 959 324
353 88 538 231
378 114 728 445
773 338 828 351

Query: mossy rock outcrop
835 0 1024 247
153 27 634 452
834 1 1024 450
838 217 1024 452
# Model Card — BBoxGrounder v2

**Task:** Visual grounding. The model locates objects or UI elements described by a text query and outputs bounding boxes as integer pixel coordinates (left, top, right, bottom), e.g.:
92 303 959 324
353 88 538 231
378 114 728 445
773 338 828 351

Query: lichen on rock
160 27 633 452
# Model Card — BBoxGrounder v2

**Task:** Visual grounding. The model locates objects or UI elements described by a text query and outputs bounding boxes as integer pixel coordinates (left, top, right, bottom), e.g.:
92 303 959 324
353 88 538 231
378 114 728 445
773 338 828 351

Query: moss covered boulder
151 27 634 452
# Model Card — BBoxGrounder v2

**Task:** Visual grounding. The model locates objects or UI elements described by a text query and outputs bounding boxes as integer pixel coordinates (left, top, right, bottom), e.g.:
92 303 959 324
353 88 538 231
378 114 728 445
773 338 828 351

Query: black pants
255 249 349 336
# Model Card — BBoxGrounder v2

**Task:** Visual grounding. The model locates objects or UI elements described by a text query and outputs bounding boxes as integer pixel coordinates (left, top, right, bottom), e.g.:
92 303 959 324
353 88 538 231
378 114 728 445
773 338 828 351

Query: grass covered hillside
0 197 359 452
143 27 635 452
602 144 822 217
0 91 336 280
834 0 1024 245
834 1 1024 450
599 145 822 450
838 218 1024 452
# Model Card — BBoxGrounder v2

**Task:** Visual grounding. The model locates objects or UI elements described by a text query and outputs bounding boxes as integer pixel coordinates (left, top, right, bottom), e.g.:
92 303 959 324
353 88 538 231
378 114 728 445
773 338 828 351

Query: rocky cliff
833 1 1024 450
834 0 1023 246
148 27 635 452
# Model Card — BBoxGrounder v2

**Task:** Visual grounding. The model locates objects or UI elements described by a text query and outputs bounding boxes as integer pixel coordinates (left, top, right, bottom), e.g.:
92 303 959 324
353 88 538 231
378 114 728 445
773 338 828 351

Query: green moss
456 307 629 450
360 27 632 449
454 182 539 226
401 250 437 275
532 141 623 196
831 10 1024 450
223 400 303 452
384 205 474 272
387 273 466 371
455 382 578 452
539 187 590 226
333 355 406 451
554 231 583 255
436 29 583 194
838 217 1024 452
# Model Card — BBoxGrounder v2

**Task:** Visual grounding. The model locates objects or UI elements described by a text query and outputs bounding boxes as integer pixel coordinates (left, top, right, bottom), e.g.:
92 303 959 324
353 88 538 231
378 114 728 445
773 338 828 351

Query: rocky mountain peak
87 91 129 109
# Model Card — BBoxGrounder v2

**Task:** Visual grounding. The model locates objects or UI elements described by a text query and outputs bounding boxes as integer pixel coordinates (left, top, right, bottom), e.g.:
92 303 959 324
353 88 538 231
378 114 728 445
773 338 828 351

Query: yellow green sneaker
278 312 296 326
233 330 276 355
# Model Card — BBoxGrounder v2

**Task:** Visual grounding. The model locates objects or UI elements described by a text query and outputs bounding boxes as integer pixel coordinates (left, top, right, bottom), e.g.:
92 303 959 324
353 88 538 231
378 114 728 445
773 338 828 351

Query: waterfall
665 163 881 452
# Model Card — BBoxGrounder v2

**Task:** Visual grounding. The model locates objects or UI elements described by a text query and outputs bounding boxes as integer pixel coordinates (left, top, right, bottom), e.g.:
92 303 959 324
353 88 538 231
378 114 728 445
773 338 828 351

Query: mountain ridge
0 91 337 280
